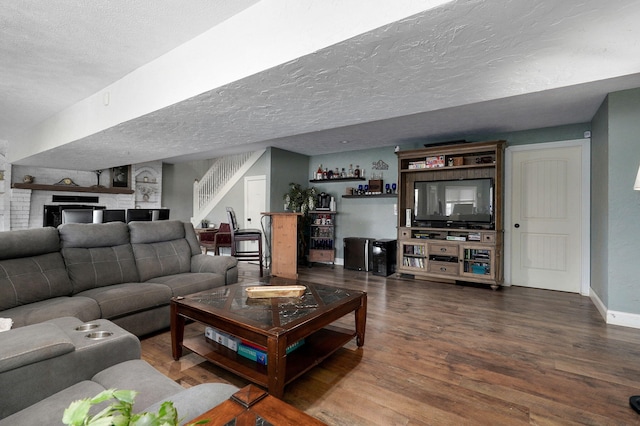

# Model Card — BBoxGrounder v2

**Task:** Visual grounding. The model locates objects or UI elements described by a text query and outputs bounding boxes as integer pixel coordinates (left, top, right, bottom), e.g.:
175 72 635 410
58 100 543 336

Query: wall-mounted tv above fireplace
413 178 494 229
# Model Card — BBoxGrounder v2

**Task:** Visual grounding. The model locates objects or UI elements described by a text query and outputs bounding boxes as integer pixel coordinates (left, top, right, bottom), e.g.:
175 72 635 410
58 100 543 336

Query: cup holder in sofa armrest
85 331 113 340
0 323 75 374
75 323 100 332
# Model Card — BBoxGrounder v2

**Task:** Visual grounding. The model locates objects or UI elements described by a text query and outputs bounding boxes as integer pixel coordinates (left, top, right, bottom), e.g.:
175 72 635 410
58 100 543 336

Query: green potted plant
283 183 317 262
283 182 316 214
62 389 208 426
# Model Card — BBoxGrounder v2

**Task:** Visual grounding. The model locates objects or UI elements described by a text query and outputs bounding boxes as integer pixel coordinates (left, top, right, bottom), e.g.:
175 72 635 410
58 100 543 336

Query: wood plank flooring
141 263 640 425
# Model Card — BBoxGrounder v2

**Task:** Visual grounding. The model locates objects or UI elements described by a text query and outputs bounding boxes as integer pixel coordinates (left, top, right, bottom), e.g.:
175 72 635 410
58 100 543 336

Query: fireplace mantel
12 183 134 194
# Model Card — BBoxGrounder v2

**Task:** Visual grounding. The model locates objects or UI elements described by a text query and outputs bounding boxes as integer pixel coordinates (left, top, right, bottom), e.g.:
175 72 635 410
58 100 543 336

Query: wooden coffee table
188 384 327 425
171 279 367 398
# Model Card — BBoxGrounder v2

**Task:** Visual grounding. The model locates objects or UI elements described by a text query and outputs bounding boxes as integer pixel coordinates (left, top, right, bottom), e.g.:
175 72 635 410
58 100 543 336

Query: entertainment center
395 140 506 289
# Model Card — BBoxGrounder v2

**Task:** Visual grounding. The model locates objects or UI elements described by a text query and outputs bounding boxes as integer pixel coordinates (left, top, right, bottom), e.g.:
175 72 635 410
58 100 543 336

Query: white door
505 140 590 294
244 175 266 258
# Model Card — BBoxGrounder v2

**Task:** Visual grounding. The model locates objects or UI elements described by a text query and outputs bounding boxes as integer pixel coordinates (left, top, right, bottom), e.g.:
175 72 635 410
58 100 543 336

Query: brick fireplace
11 188 135 229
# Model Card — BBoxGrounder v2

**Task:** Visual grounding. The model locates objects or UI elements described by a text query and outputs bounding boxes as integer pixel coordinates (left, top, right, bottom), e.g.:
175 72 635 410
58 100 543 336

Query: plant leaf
62 399 92 425
113 389 138 404
88 417 118 426
89 389 116 404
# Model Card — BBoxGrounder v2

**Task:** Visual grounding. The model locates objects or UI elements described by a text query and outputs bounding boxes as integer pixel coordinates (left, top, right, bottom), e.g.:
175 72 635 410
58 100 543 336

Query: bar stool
226 207 263 277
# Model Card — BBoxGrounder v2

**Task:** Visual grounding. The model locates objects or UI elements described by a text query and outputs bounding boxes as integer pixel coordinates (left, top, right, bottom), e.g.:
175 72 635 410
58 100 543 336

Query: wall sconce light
635 165 640 190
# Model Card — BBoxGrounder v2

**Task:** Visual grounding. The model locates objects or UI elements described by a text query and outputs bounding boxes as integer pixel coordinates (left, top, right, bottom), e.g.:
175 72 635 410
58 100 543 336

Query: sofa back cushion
0 227 60 260
0 227 73 311
58 222 140 293
0 253 73 311
129 221 194 282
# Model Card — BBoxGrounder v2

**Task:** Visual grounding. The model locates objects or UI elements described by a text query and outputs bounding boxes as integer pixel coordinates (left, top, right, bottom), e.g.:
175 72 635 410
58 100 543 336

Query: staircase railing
192 150 264 226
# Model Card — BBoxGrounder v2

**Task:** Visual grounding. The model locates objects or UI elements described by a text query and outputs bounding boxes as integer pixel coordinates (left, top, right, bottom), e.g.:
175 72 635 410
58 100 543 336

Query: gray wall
309 146 398 261
595 88 640 314
268 147 310 212
590 97 610 306
398 123 589 150
204 154 268 228
162 159 214 222
160 91 640 321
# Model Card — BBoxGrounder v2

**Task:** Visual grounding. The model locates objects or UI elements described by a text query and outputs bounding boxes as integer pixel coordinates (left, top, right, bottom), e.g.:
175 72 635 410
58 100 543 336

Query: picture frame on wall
112 165 130 188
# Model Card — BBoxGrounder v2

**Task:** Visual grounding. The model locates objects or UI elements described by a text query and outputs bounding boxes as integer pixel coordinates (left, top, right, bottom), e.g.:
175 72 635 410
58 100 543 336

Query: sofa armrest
0 323 74 374
191 254 238 285
0 317 141 419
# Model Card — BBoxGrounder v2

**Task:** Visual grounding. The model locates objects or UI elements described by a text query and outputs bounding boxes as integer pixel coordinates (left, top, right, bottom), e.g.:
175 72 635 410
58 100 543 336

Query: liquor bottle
327 168 333 179
341 168 346 178
354 165 360 178
316 164 323 180
323 168 328 179
348 164 354 177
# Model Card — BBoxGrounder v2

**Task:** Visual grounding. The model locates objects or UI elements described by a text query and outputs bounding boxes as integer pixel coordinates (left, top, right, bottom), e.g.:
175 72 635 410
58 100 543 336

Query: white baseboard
590 288 640 329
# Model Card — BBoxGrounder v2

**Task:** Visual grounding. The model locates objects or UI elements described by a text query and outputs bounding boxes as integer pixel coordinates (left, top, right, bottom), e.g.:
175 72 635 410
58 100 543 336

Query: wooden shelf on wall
309 177 365 183
342 194 397 199
12 183 135 194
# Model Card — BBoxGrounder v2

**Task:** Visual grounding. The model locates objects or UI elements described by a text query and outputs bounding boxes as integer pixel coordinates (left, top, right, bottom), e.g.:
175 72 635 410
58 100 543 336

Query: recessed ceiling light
340 140 349 144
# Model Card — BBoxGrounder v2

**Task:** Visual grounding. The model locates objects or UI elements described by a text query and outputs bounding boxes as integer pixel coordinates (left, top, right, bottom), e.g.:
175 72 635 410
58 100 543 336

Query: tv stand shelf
395 140 505 289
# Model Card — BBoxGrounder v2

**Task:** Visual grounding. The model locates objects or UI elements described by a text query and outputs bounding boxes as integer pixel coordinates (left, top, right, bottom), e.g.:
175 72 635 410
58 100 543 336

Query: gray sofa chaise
0 317 238 424
0 220 238 336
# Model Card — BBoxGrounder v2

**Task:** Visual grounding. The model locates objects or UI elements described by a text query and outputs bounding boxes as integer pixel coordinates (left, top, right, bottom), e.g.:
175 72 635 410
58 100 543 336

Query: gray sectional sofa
0 316 238 424
0 220 238 336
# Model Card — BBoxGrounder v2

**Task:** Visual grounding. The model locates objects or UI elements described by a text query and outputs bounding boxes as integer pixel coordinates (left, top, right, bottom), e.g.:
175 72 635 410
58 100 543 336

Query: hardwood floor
141 263 640 425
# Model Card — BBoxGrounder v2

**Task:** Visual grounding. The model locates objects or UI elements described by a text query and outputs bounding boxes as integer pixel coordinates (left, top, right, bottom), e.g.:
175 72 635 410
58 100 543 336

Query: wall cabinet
395 140 505 289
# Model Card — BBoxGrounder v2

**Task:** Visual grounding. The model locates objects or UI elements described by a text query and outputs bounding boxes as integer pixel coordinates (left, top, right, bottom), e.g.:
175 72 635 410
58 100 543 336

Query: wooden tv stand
395 140 505 289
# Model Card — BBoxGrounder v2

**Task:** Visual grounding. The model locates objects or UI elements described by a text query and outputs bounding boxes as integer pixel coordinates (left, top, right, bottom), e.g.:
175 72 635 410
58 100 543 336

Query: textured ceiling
3 1 640 170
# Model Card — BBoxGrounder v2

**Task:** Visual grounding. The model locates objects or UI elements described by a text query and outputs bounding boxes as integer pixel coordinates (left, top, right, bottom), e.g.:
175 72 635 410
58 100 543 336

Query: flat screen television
413 178 494 228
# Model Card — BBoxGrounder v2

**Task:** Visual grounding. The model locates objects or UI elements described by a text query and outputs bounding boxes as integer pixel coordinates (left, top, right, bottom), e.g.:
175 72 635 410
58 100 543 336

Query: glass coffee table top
180 281 361 330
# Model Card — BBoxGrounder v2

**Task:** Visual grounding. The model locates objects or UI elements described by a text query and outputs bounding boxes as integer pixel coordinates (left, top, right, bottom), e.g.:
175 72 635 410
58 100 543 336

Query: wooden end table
188 384 326 425
171 280 367 398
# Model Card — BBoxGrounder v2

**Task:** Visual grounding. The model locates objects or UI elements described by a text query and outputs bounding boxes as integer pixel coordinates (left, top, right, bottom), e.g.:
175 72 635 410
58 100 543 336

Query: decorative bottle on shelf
322 168 328 179
316 164 323 180
330 197 336 212
327 168 333 179
354 165 361 178
341 168 346 178
348 164 354 177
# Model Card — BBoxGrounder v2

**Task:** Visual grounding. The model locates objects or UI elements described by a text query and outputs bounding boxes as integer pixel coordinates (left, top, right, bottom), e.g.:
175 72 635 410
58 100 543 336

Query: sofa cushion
58 222 140 293
62 245 140 294
143 383 239 424
132 239 193 282
0 380 106 426
147 272 225 297
129 220 185 244
0 253 73 311
76 283 172 319
0 322 74 374
92 359 185 413
0 227 60 260
58 221 130 248
3 296 101 328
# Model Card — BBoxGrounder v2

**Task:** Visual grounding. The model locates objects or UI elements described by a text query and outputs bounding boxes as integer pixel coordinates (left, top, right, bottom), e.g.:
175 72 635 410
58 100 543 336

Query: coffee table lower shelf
182 325 355 388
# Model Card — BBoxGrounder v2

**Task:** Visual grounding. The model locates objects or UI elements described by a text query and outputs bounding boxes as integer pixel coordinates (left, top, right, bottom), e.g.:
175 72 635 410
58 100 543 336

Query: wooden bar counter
261 212 301 279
